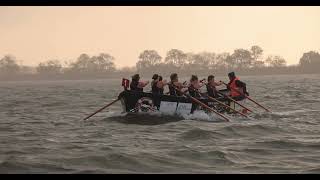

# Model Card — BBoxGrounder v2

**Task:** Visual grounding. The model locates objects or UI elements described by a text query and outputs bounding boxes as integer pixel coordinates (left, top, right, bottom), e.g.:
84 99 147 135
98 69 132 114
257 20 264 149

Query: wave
179 128 227 140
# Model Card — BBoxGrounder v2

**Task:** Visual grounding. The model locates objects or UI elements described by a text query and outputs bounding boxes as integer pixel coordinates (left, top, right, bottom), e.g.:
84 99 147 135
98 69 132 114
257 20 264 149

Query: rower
226 72 249 101
151 74 160 94
225 72 249 113
206 75 223 98
130 74 149 92
168 73 187 96
188 75 204 98
151 74 167 95
157 76 167 95
188 75 205 113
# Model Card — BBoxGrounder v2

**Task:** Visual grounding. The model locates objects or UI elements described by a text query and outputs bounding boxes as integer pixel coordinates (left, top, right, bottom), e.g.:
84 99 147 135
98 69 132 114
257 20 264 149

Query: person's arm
194 82 202 89
213 81 223 86
157 80 167 88
138 80 149 88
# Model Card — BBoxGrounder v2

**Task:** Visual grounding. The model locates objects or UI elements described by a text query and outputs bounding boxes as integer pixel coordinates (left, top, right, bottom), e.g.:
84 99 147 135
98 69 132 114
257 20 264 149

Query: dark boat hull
118 90 234 115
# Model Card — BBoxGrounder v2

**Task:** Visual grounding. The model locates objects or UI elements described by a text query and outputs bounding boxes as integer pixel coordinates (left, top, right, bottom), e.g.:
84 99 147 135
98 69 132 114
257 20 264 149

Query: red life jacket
229 77 243 97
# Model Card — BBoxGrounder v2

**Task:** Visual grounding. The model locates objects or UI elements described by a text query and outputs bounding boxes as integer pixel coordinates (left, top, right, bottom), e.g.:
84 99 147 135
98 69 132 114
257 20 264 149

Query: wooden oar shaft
189 86 248 118
216 91 253 113
83 98 120 120
169 85 230 122
221 81 270 112
244 95 270 112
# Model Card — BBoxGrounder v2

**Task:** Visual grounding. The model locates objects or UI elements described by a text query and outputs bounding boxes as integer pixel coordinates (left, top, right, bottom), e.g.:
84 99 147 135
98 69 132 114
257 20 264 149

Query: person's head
228 72 236 81
159 76 163 81
190 75 198 83
132 74 140 81
208 75 215 83
170 73 178 82
152 74 159 81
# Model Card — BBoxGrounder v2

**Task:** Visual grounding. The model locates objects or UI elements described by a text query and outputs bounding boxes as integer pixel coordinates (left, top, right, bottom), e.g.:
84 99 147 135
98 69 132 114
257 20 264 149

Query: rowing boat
117 89 244 116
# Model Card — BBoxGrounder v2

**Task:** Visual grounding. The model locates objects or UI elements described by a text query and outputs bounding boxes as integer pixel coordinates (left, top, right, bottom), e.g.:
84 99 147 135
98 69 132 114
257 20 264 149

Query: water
0 74 320 173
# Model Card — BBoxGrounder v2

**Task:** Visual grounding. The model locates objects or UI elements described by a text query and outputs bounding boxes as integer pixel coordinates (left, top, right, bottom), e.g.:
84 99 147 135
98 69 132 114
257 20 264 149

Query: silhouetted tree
299 51 320 69
215 52 230 70
230 49 253 69
265 55 287 67
165 49 187 68
69 53 115 74
0 55 20 75
136 50 162 71
36 60 62 75
251 45 265 68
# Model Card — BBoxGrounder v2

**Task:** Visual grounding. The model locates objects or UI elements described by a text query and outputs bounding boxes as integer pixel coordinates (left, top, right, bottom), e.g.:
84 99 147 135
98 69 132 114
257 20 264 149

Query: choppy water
0 74 320 173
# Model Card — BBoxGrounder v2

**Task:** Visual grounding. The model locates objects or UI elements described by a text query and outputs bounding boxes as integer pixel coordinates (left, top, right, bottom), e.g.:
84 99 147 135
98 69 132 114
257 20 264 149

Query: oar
188 86 249 118
83 98 120 120
221 81 271 112
215 91 253 113
168 84 231 122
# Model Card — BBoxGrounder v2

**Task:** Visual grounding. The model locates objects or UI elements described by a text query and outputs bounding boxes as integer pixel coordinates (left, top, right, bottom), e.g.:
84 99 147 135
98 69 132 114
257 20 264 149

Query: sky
0 6 319 68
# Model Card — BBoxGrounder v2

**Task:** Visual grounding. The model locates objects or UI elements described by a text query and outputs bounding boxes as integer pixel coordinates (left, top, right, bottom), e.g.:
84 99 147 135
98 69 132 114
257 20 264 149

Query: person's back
151 74 160 94
168 73 185 96
157 76 166 95
130 74 149 92
188 75 201 98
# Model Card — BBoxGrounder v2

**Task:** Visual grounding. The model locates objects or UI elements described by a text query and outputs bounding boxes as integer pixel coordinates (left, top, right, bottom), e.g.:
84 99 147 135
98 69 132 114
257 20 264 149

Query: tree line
1 45 320 80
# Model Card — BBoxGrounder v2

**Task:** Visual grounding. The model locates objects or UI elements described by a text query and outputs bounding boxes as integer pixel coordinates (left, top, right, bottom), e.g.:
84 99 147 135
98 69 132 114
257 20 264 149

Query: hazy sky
0 6 319 67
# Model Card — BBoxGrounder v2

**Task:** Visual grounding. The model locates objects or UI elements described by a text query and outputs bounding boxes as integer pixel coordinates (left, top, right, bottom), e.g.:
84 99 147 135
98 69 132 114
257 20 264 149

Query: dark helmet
228 72 235 78
152 74 159 80
132 74 140 81
190 75 198 82
208 75 214 82
170 73 178 81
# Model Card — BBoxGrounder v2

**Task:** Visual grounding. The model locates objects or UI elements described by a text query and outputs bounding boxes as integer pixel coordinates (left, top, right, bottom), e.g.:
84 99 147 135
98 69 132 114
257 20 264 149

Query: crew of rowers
129 72 249 101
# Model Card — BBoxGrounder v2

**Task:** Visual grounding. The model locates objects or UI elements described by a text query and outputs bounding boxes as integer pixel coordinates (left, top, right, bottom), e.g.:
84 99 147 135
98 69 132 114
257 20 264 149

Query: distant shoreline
0 71 319 82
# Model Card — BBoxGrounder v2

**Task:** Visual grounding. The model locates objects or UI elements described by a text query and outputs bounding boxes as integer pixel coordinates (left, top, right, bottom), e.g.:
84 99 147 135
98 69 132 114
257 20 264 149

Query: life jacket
151 80 161 95
130 80 143 92
229 77 243 97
